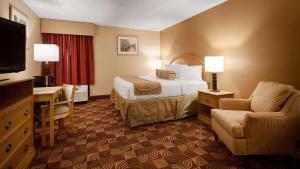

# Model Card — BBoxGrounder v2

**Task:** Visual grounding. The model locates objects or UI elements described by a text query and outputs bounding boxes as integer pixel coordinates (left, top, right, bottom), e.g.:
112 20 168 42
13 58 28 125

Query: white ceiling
23 0 227 31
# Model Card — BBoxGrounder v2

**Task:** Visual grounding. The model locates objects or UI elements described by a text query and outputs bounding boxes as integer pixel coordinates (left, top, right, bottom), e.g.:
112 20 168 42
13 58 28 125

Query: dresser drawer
1 133 34 169
0 96 33 139
198 93 218 108
0 118 32 163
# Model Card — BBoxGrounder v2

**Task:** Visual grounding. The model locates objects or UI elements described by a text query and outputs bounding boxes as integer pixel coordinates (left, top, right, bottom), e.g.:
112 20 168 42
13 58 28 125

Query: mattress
113 75 208 100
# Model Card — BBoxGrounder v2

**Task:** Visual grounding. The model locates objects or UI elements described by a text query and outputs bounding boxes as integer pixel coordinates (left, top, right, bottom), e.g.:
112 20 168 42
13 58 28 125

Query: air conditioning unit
74 85 88 102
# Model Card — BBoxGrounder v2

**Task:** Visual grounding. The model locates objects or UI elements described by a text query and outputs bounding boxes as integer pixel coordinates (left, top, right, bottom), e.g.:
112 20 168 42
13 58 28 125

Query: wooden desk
33 87 62 146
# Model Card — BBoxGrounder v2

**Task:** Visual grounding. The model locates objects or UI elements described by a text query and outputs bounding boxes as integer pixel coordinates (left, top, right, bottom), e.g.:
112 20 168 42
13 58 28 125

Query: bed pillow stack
165 64 187 79
180 65 203 81
164 64 202 81
156 69 176 80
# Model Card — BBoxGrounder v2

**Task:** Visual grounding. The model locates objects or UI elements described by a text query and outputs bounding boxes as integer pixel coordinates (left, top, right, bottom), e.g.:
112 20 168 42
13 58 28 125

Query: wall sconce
151 60 162 69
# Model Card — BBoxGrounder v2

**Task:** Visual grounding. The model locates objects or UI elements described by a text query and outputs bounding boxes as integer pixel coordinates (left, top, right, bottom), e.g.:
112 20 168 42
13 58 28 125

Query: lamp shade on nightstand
205 56 224 92
34 44 59 63
205 56 224 73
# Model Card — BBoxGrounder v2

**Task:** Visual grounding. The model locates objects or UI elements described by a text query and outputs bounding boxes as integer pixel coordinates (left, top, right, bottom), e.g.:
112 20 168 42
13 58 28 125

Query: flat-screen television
0 17 26 73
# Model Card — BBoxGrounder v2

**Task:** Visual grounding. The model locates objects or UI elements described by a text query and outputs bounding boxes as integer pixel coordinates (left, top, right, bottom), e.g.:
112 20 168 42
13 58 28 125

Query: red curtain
42 33 95 85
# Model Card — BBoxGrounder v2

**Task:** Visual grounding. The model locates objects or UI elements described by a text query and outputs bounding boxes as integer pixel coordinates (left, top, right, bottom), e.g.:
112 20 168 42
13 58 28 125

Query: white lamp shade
34 44 59 62
205 56 224 73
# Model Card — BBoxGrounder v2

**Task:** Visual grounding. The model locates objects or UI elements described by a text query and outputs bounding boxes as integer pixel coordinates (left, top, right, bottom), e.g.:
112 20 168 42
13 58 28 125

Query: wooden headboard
169 54 203 66
168 54 208 82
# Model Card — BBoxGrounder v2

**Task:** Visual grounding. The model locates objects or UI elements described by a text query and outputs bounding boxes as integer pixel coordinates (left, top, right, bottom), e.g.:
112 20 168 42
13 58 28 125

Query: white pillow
165 64 187 79
180 65 203 81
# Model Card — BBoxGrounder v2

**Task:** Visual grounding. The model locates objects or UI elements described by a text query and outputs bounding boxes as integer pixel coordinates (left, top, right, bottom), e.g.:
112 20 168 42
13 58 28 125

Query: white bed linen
113 75 208 100
179 79 208 95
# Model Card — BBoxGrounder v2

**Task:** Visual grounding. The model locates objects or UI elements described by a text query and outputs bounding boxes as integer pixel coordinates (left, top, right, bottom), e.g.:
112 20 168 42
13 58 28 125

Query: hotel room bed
111 55 209 127
113 75 208 100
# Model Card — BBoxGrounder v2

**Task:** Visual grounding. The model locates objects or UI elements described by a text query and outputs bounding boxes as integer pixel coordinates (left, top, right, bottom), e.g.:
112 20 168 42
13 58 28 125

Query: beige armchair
40 84 75 146
211 81 300 155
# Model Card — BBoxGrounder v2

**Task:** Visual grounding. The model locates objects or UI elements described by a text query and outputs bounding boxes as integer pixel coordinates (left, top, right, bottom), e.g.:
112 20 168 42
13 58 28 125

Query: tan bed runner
121 76 161 95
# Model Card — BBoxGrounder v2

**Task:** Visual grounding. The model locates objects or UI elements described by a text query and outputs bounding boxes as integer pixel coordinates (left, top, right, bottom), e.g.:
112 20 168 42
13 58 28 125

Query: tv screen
0 17 26 73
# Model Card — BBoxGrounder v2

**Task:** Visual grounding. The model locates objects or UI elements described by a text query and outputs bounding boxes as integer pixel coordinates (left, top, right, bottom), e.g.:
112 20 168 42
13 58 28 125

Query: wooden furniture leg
61 119 64 128
41 106 46 147
58 119 63 128
49 96 55 146
70 115 75 133
214 132 219 142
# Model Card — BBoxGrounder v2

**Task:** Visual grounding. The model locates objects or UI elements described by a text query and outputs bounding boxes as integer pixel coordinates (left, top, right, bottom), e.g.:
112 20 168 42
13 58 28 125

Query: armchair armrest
244 112 286 128
219 98 251 110
40 100 71 108
244 112 298 154
54 100 70 106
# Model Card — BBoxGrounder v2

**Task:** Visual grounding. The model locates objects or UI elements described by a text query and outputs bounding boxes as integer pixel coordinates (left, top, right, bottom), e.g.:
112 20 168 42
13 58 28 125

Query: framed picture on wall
117 36 138 55
9 5 29 48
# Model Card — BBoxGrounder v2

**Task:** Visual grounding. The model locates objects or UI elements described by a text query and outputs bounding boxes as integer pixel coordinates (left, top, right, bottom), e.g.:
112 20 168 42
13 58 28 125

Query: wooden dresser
0 78 35 169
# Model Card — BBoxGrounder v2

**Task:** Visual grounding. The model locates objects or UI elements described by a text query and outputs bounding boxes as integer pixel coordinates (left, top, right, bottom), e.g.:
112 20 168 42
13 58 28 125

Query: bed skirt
111 89 197 127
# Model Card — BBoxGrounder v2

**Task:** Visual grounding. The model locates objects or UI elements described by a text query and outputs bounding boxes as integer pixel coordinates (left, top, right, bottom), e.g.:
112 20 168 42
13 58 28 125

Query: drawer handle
5 144 12 153
5 121 12 130
24 145 29 152
204 99 210 103
24 127 29 134
24 109 29 116
8 166 12 169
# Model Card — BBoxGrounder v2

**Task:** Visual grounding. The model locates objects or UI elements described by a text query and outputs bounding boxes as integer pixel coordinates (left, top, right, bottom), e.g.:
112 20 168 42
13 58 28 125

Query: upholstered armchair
211 81 300 155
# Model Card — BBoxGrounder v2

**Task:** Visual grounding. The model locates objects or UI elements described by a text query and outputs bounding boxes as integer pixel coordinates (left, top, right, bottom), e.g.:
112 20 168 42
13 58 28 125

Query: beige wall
40 19 160 96
90 26 160 96
161 0 300 98
41 19 96 36
9 0 296 98
0 0 41 79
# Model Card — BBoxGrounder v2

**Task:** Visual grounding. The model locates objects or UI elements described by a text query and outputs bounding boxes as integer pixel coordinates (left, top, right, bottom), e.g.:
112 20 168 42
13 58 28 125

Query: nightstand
198 89 234 126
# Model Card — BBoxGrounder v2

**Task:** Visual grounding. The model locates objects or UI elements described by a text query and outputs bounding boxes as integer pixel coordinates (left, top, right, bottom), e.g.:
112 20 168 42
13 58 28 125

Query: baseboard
89 95 110 100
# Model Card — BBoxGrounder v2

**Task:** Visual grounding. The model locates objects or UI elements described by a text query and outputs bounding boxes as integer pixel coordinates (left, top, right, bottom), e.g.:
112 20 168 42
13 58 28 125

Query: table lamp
34 44 59 86
205 56 224 92
151 59 162 69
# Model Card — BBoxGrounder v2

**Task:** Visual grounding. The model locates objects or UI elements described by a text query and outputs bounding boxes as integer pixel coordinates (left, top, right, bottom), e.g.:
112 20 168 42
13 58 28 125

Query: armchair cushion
251 81 294 112
55 103 70 115
35 103 70 120
211 109 252 138
219 98 251 111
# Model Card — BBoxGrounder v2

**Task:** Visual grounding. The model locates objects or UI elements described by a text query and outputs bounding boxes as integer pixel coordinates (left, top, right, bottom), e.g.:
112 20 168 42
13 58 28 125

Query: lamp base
45 75 49 87
42 62 50 75
210 89 221 92
211 73 219 92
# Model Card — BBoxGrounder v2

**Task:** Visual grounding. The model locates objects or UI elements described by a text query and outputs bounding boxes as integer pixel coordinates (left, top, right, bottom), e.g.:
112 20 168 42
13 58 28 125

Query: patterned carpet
30 99 300 169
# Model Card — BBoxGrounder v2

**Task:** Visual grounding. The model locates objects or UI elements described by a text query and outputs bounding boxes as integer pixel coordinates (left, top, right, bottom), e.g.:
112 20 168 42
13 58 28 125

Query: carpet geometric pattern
30 99 300 169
